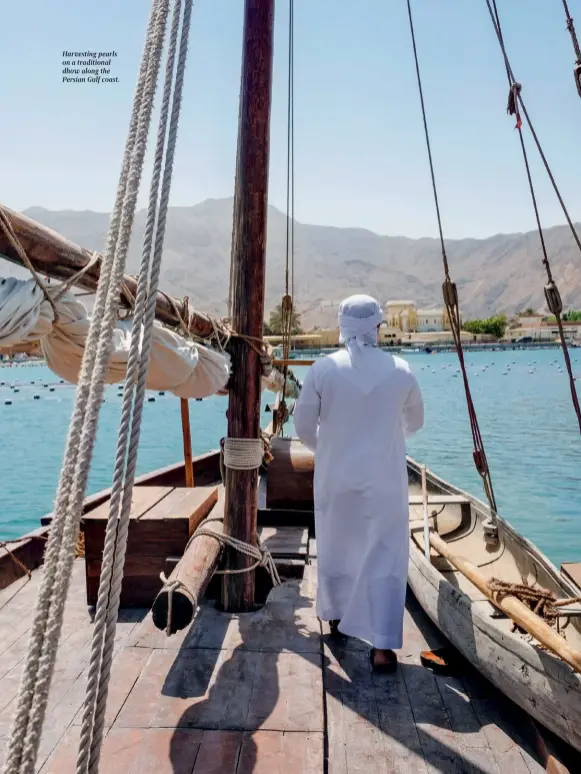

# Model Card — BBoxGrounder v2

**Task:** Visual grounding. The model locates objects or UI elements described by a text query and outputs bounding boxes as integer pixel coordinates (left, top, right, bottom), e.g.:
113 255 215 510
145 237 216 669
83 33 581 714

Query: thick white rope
75 2 192 773
1 4 168 774
223 437 266 470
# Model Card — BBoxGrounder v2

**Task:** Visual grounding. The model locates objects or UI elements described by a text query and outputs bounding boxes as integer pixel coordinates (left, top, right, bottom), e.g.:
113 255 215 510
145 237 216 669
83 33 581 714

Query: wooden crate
83 485 219 607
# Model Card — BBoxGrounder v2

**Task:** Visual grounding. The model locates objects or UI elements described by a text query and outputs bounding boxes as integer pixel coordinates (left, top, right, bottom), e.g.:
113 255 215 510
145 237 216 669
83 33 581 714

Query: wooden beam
180 399 194 487
272 359 315 367
0 205 298 395
0 205 216 339
151 495 224 634
222 0 275 612
429 532 581 673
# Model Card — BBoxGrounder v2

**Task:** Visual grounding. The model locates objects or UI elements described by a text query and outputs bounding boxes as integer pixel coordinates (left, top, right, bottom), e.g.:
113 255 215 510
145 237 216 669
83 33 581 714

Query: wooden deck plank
247 652 323 732
324 644 428 774
114 646 323 733
128 579 320 653
0 552 573 773
258 526 308 557
237 730 323 774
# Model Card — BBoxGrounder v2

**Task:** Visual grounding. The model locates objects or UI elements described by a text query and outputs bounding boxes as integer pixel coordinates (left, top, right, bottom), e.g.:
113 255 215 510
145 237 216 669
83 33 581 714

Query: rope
2 4 169 774
0 535 50 579
76 2 192 772
487 0 581 434
406 0 499 543
488 578 581 634
279 0 296 422
209 531 281 587
0 210 59 322
561 0 581 80
159 528 281 635
51 253 102 303
222 437 268 470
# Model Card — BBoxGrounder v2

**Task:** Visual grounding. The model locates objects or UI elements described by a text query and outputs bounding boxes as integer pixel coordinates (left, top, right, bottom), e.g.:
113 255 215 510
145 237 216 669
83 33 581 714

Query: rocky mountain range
4 198 581 329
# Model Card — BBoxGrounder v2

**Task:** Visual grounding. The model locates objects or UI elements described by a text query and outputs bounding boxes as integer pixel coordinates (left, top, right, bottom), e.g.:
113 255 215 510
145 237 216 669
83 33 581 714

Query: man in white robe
294 294 424 671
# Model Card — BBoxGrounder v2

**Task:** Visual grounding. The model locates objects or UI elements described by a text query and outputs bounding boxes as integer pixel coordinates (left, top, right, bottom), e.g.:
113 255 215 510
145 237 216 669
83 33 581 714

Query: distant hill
4 198 581 329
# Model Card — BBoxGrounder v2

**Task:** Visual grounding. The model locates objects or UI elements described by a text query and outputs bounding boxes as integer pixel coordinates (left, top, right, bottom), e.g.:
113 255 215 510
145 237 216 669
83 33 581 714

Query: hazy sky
1 0 580 239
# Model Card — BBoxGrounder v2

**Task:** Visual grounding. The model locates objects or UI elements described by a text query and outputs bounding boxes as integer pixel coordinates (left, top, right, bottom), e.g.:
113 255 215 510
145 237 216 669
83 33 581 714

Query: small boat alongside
406 459 581 752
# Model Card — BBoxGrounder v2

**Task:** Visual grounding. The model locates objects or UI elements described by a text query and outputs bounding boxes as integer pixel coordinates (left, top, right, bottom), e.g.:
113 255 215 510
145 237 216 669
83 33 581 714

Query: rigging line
484 0 581 257
488 0 581 433
405 0 499 527
561 0 581 63
290 0 295 307
280 0 295 429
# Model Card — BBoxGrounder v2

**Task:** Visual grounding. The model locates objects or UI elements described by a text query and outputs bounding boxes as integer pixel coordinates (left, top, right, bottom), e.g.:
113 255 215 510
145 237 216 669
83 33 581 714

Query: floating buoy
34 395 40 400
148 397 155 402
4 400 12 405
30 381 35 385
60 380 64 384
158 391 165 396
13 389 19 393
43 384 48 388
196 398 203 402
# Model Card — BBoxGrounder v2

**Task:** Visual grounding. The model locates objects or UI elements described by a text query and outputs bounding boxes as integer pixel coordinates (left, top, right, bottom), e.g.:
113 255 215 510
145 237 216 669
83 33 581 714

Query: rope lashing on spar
406 0 499 544
161 435 279 637
487 0 581 434
0 210 59 323
488 578 581 635
159 526 281 637
560 0 581 95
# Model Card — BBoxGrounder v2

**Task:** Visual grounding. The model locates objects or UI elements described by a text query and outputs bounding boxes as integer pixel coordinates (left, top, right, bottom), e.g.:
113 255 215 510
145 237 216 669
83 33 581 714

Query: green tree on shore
462 314 507 340
263 307 303 336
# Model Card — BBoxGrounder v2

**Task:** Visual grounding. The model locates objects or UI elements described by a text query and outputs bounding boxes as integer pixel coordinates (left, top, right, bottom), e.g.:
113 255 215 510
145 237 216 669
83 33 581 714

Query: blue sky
1 0 580 239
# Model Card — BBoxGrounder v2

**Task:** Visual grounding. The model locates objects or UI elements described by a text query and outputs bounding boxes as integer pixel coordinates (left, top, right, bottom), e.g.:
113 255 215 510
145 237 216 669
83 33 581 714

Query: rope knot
507 82 522 129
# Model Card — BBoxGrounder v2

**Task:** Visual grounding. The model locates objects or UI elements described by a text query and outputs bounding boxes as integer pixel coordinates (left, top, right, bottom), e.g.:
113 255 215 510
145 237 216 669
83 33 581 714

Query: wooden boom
429 531 581 674
0 204 294 394
0 205 216 339
152 494 225 634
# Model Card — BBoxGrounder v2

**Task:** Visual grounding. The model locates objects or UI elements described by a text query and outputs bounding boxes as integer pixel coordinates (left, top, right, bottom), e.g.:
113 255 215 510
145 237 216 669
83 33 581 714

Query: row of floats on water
418 359 574 378
0 380 203 406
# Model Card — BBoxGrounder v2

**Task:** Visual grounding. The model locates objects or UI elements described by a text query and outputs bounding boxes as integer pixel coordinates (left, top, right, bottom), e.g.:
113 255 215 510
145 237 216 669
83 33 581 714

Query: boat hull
407 463 581 753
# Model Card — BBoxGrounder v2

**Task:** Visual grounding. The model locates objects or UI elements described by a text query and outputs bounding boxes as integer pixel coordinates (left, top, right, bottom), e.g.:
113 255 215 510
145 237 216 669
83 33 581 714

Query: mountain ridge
2 198 579 329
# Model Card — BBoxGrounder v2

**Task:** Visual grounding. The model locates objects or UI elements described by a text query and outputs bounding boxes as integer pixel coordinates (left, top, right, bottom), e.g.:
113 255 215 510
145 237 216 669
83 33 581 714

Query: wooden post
222 0 275 612
180 399 194 487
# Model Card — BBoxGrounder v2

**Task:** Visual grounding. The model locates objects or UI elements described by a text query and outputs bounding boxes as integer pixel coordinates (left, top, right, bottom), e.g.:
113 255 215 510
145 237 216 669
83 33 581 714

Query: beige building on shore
266 298 480 349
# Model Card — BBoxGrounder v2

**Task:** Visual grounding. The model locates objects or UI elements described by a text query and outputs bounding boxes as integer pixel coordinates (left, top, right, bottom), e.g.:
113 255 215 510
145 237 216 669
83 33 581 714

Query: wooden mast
221 0 275 612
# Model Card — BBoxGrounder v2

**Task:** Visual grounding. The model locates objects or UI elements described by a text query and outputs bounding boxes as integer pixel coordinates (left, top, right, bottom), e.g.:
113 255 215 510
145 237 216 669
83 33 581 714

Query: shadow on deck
2 559 580 773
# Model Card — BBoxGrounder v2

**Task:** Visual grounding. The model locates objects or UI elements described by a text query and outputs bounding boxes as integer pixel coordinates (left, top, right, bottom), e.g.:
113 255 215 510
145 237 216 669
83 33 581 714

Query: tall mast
222 0 275 612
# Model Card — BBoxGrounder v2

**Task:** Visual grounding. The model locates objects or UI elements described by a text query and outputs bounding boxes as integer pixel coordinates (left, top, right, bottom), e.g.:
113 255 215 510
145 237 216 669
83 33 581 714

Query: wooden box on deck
266 437 314 510
83 485 219 607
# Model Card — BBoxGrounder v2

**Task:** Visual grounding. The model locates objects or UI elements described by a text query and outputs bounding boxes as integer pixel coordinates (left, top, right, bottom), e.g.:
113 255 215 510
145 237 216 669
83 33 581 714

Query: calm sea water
1 348 580 567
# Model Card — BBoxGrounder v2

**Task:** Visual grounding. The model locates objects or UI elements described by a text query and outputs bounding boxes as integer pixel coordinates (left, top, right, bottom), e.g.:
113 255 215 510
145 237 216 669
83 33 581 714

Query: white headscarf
338 294 383 364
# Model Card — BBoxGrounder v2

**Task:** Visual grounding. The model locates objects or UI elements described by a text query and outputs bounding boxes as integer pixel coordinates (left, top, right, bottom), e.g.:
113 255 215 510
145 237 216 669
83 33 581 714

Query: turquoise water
1 349 580 567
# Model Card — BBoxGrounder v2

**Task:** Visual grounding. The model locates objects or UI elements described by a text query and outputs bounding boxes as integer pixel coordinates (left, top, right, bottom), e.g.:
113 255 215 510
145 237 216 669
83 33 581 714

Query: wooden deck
1 543 576 774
